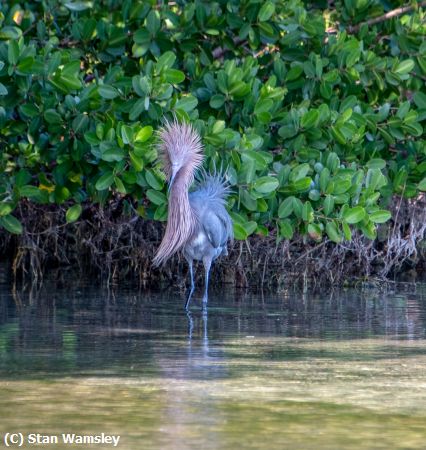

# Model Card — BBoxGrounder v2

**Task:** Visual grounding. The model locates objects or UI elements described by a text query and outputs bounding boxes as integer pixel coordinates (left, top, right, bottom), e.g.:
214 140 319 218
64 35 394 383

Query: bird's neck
169 168 195 223
152 168 197 266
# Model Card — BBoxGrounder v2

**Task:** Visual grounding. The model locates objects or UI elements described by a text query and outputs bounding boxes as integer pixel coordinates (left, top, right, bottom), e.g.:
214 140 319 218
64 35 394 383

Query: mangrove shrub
0 0 425 244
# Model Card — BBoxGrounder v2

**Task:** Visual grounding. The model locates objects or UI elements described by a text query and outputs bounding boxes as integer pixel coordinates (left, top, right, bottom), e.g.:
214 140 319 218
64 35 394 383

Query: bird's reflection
186 309 194 339
186 306 209 358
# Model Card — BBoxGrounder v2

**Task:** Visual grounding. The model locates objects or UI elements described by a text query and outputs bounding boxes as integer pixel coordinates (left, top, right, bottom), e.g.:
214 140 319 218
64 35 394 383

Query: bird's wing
200 208 232 249
190 189 233 249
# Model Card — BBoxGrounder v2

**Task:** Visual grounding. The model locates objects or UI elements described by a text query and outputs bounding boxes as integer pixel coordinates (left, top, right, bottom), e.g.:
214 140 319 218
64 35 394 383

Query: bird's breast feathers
192 231 207 247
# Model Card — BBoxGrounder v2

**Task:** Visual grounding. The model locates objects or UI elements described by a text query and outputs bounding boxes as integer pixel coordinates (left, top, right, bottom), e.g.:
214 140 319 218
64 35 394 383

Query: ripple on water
0 285 426 449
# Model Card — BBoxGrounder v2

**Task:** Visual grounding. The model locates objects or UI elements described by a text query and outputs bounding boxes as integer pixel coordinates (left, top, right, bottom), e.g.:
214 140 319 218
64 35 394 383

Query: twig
212 37 246 59
411 71 426 82
294 241 327 263
347 1 426 34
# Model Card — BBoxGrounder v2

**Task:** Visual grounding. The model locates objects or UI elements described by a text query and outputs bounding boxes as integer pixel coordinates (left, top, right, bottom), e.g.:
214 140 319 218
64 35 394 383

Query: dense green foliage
0 0 425 243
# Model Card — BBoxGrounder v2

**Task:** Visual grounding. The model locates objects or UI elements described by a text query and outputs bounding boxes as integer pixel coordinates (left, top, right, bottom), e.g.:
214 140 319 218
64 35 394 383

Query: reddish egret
153 120 233 309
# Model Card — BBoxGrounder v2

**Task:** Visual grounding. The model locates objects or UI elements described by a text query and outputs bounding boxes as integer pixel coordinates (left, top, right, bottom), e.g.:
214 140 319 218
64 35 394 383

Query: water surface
1 284 426 449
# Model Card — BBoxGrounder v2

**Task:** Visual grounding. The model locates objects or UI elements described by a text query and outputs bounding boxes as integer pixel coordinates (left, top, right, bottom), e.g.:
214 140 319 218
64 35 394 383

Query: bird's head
157 119 204 191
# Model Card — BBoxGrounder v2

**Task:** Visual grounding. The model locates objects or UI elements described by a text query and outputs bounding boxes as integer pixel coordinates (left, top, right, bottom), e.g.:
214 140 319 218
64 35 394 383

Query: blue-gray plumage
153 120 233 309
184 172 233 308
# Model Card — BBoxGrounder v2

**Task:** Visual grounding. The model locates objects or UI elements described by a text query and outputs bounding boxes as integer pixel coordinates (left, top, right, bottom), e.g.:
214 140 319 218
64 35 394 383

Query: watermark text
3 433 120 447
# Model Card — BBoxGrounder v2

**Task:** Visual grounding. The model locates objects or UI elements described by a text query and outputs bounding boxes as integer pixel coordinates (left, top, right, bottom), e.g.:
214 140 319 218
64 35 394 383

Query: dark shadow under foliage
1 194 424 289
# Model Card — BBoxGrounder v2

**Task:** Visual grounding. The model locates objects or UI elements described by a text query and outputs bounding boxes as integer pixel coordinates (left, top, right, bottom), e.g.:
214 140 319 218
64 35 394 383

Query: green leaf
292 197 303 218
212 120 225 134
164 69 185 84
343 206 366 224
132 75 151 96
301 110 319 129
151 203 166 221
319 168 330 193
323 195 334 216
232 83 250 98
146 189 167 205
302 201 314 222
129 99 146 120
278 197 294 218
135 126 153 143
258 1 275 21
60 61 82 91
393 59 415 75
233 222 248 240
16 170 34 187
330 125 346 145
369 210 391 224
418 177 426 191
44 109 62 124
145 169 163 190
326 221 341 243
101 148 125 162
243 221 257 236
413 92 426 110
156 51 176 72
286 65 303 81
0 203 13 217
133 29 151 45
279 219 294 239
241 189 257 211
210 94 225 109
72 114 89 133
292 177 312 192
175 95 198 112
66 204 82 223
366 168 386 191
98 85 119 99
146 10 161 36
308 189 320 201
366 158 386 170
253 176 279 194
85 132 99 145
8 40 19 65
64 1 93 11
121 125 134 145
290 163 310 182
333 179 351 195
360 221 377 240
130 152 144 171
342 221 352 241
308 223 322 241
95 172 114 191
114 176 126 194
254 98 273 114
0 215 23 234
19 185 45 201
0 83 8 96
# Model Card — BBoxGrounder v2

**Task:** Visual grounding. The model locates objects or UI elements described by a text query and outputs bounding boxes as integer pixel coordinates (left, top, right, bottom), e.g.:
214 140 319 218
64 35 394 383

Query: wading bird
153 120 233 310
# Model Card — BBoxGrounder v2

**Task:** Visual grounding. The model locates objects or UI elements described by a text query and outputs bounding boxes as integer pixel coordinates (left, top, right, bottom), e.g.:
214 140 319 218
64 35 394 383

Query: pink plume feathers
153 119 204 267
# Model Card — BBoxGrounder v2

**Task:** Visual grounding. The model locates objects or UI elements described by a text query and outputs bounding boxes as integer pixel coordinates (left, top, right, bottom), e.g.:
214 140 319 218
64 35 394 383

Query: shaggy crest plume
157 118 203 181
194 169 232 204
153 119 204 267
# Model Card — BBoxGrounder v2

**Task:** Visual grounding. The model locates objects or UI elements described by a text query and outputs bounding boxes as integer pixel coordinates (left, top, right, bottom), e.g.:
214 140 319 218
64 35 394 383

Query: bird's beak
168 170 177 194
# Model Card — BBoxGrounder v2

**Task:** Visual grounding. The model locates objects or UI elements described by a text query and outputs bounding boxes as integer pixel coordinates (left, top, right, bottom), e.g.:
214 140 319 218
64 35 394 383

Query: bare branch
347 1 426 34
212 37 246 59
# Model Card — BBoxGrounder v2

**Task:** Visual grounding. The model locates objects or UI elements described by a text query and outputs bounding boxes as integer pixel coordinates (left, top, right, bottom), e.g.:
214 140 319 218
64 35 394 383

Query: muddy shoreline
0 197 424 288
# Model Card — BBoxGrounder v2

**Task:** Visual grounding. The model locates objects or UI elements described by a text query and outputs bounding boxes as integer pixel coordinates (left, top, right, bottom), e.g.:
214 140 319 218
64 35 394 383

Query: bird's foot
185 287 195 310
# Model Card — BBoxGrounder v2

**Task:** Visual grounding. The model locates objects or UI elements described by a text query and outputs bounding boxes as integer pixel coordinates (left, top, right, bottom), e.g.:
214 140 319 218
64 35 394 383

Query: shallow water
1 284 426 449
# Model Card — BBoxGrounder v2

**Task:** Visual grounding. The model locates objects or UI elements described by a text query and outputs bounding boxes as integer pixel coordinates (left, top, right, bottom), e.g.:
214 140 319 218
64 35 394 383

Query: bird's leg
185 259 195 310
202 257 212 306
